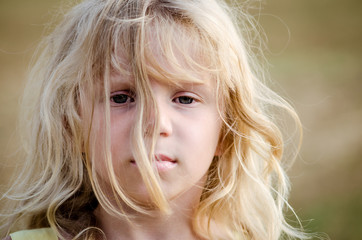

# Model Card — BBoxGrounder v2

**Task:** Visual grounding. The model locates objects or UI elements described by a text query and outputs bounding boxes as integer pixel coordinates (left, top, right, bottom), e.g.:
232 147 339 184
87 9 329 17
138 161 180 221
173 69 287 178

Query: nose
157 101 173 137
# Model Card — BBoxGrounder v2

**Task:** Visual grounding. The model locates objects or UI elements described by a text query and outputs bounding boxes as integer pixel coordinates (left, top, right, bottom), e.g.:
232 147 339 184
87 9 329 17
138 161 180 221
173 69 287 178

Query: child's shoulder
8 228 57 240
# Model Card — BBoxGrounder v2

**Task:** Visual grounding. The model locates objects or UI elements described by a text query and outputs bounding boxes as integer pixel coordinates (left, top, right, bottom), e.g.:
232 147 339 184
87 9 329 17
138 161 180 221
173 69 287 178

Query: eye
110 92 135 105
174 96 194 104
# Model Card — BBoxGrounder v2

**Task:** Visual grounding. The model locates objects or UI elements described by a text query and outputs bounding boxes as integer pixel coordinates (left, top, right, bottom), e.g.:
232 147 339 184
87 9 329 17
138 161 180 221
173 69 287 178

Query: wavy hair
1 0 307 239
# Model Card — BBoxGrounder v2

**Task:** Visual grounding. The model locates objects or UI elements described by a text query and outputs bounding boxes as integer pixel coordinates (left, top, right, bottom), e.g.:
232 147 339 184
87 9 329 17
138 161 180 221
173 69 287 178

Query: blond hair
1 0 308 239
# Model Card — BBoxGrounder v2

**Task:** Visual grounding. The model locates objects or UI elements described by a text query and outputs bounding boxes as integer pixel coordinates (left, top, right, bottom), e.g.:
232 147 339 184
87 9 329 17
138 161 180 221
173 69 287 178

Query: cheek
182 112 221 168
109 111 136 162
110 123 131 159
193 112 221 149
87 109 107 173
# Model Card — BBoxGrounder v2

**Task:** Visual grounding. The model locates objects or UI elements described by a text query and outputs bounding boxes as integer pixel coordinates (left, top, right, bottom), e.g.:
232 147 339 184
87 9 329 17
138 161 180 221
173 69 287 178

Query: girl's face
91 54 222 204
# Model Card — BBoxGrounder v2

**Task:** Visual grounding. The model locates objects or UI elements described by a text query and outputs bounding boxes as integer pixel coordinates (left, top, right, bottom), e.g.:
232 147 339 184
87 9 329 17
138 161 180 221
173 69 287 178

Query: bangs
143 19 215 86
109 11 220 88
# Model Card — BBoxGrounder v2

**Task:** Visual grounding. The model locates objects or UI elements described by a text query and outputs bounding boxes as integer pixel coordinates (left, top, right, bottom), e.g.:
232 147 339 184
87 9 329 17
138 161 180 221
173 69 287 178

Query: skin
85 23 224 238
91 70 222 239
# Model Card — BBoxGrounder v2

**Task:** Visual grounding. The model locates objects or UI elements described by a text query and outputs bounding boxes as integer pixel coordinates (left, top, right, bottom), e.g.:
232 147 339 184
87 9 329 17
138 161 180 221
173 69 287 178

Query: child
1 0 308 239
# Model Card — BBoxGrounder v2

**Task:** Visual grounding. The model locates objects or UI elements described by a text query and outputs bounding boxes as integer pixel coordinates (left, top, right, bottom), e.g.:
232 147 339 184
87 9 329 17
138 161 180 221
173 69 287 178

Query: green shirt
10 228 57 240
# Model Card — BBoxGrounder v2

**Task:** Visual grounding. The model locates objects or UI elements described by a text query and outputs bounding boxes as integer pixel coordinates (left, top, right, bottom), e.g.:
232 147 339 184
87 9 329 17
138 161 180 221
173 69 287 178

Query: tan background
1 0 361 239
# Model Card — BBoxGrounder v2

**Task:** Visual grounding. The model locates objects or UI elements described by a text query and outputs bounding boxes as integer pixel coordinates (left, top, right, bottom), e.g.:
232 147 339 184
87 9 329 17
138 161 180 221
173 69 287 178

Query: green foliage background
0 0 361 239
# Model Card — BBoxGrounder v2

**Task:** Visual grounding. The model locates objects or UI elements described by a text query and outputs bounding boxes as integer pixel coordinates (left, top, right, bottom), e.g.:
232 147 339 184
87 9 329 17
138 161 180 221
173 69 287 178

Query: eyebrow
109 74 135 90
173 81 216 98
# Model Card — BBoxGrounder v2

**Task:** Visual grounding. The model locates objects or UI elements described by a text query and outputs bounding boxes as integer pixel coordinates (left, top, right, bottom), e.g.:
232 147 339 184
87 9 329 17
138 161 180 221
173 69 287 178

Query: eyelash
110 91 197 105
173 96 195 104
110 91 135 105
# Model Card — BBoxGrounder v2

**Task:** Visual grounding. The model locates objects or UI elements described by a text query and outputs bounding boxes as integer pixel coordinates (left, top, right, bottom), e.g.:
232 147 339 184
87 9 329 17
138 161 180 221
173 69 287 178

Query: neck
95 207 198 240
94 188 204 240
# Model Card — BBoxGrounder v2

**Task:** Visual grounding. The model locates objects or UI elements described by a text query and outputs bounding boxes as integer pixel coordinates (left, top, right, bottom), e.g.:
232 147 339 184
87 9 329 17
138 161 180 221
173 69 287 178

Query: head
18 0 300 238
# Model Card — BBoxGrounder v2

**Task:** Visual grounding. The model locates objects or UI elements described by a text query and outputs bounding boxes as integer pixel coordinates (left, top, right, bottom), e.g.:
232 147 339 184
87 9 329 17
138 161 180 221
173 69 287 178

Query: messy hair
1 0 307 239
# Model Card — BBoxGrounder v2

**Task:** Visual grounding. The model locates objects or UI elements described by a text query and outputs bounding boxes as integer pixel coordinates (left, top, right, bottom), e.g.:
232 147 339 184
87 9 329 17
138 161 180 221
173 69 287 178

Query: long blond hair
1 0 307 239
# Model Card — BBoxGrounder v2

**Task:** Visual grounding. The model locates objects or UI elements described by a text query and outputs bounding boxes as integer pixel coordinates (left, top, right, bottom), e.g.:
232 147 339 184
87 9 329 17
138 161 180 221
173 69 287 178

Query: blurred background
0 0 361 239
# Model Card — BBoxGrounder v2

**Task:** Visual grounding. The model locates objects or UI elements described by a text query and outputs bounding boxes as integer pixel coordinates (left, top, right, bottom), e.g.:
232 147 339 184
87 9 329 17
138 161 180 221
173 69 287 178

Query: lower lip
154 160 177 172
130 160 177 172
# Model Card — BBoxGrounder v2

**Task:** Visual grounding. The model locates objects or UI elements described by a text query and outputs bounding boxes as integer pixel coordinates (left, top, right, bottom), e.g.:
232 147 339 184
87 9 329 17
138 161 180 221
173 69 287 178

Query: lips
155 154 176 163
130 154 177 172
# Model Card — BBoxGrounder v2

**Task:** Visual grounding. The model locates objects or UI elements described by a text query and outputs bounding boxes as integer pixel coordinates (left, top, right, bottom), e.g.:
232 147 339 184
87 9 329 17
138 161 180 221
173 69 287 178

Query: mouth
155 154 176 163
130 154 177 172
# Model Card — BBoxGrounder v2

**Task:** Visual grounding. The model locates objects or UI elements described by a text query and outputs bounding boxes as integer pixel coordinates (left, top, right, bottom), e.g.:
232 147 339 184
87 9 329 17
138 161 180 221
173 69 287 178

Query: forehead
108 69 214 95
